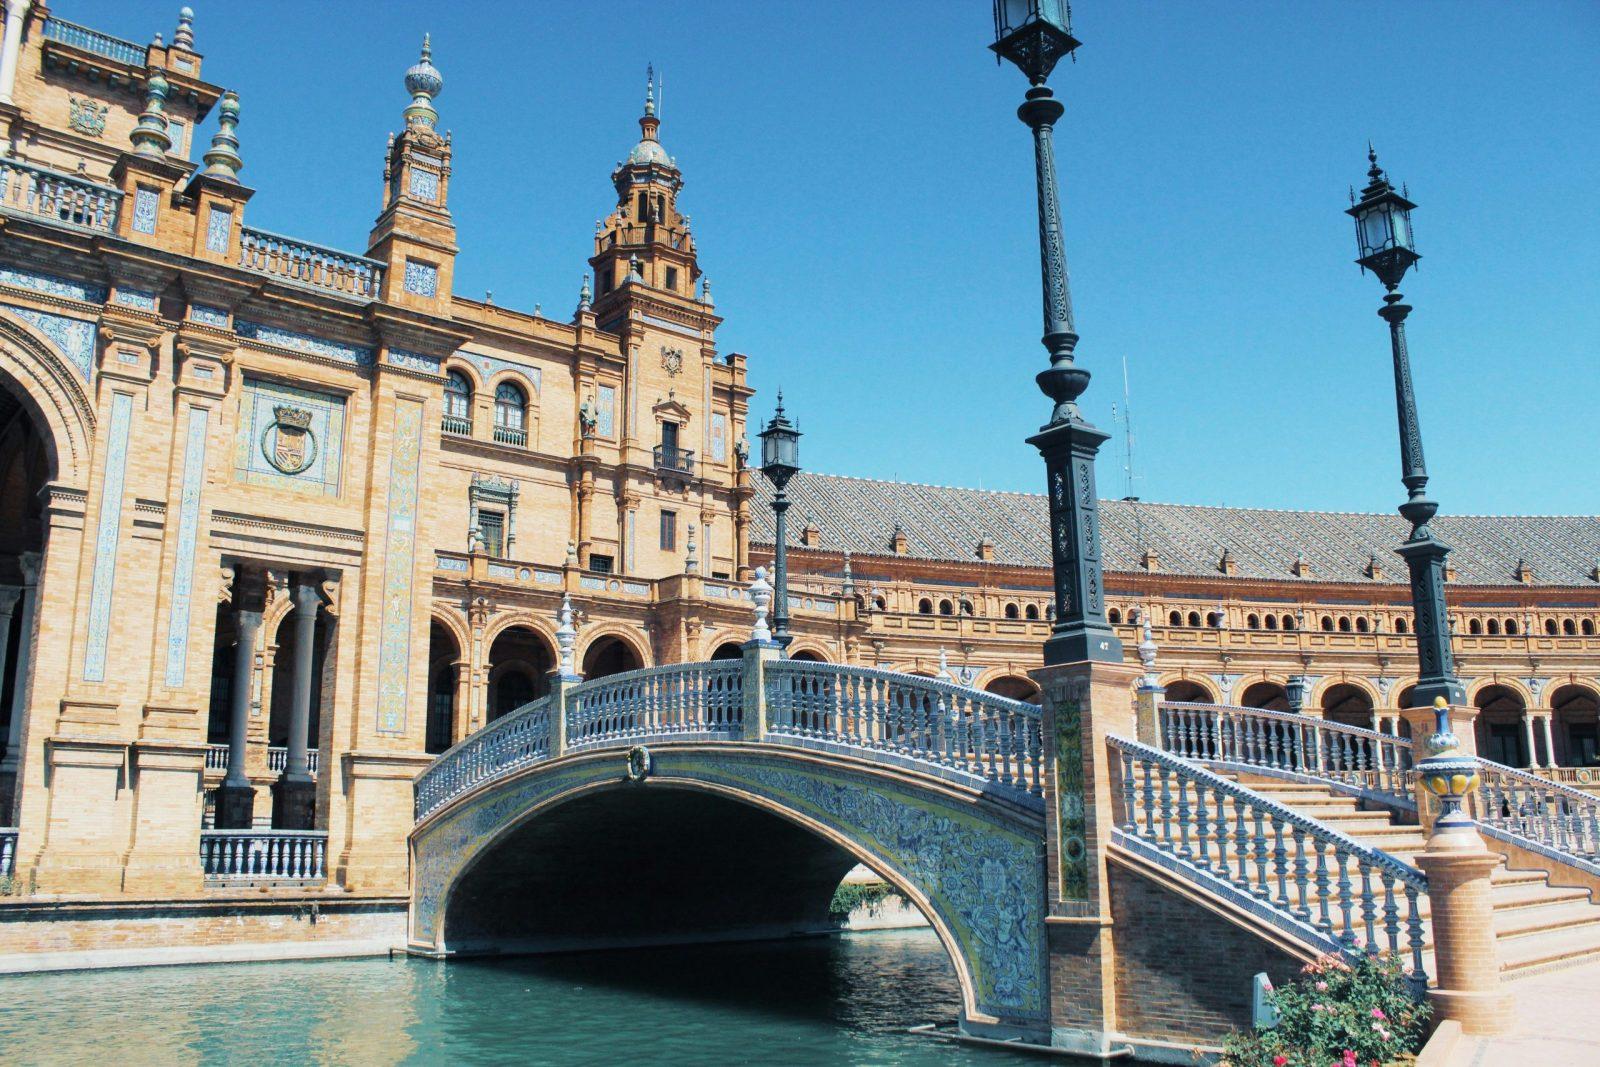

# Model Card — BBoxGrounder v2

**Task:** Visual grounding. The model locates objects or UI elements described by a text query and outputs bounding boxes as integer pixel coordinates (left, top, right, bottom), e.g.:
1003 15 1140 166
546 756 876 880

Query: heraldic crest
262 405 317 475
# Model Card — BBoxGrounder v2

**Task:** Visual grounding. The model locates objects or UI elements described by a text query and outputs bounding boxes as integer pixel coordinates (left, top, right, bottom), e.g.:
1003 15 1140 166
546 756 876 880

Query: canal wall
0 895 407 973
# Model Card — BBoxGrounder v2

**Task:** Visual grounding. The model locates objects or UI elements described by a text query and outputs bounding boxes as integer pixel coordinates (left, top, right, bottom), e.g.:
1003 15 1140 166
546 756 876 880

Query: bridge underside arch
412 745 1047 1034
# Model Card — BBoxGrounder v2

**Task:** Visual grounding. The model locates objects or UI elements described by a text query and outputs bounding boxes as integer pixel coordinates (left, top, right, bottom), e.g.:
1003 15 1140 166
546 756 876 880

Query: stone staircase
1225 772 1600 978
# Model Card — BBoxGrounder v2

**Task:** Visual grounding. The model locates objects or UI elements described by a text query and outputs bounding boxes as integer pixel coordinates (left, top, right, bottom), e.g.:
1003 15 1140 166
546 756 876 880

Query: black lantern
991 0 1080 84
1347 146 1419 290
759 394 801 646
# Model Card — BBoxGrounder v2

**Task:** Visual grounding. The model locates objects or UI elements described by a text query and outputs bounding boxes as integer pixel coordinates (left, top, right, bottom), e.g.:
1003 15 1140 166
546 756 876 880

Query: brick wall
1109 859 1304 1046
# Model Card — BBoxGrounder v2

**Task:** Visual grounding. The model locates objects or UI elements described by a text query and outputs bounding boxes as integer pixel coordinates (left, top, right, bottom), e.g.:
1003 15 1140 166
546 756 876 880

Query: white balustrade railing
42 17 146 65
0 827 16 877
567 661 743 751
199 830 327 882
205 744 320 775
415 696 553 819
1477 759 1600 865
764 661 1043 796
1110 735 1428 992
239 227 385 299
0 158 121 233
1160 702 1414 803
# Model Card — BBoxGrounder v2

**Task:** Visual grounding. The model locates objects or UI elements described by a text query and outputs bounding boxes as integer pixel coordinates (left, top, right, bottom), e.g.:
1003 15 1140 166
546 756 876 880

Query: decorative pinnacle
130 67 173 158
555 594 577 675
1137 615 1158 674
173 6 195 50
645 63 656 117
749 566 773 642
701 277 713 306
403 33 443 129
201 90 242 180
578 273 592 311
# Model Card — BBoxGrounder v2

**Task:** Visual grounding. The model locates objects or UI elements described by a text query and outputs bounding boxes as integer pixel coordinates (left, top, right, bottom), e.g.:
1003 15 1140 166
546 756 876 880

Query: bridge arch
411 744 1047 1034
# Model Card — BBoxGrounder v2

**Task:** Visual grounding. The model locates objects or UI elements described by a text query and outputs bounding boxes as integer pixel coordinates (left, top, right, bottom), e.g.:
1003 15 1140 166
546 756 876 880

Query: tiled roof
751 472 1600 589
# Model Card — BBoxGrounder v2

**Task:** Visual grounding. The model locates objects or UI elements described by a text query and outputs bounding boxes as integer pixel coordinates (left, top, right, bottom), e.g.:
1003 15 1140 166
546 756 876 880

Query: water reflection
0 929 1050 1066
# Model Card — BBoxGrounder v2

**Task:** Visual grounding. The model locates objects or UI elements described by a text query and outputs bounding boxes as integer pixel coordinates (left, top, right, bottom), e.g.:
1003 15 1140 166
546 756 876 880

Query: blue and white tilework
388 348 442 373
376 398 425 734
5 305 97 380
188 304 229 326
205 206 231 252
0 265 107 303
235 319 375 367
131 186 159 235
113 287 157 311
83 392 134 682
461 351 538 394
403 259 438 297
595 383 616 438
233 377 346 497
164 406 209 688
408 170 439 202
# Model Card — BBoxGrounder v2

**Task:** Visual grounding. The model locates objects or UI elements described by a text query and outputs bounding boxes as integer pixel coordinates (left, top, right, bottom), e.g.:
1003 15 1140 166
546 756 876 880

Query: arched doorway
789 649 825 663
1474 685 1528 767
427 621 462 754
0 386 51 814
1164 680 1213 705
487 626 554 721
1551 685 1598 768
710 642 743 661
266 597 331 755
1239 682 1289 712
582 634 643 681
984 676 1042 705
1320 683 1373 729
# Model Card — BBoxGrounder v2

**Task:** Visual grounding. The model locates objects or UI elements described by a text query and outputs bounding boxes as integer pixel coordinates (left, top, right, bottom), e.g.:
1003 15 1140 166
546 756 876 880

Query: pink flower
1370 1007 1387 1021
1315 981 1328 992
1272 1057 1288 1067
1342 1051 1358 1067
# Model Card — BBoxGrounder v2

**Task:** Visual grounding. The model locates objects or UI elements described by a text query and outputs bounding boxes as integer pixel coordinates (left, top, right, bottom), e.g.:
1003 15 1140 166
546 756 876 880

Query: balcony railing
492 424 527 447
442 414 472 437
0 828 16 877
204 744 319 775
42 17 146 66
238 226 385 300
200 829 327 883
0 158 121 234
653 444 695 475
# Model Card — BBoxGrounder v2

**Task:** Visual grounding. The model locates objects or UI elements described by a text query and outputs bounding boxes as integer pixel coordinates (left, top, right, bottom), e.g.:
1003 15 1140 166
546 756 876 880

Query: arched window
1004 603 1019 620
1486 619 1500 636
1468 618 1482 635
1337 616 1351 633
1129 608 1142 625
959 599 975 616
1187 611 1201 627
1246 613 1260 629
1504 618 1519 636
873 596 886 611
1264 614 1278 630
1355 617 1369 633
1025 604 1040 621
1282 614 1296 631
493 381 527 444
1045 604 1055 620
1320 615 1334 632
917 598 933 615
443 370 472 433
1546 619 1559 636
1584 619 1596 637
1168 610 1182 627
1396 617 1409 634
1564 619 1577 635
1107 608 1122 625
938 599 953 616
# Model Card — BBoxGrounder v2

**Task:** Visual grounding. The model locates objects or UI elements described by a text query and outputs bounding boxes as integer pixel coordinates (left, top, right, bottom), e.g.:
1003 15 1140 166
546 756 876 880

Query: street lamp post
759 394 801 648
1346 147 1464 708
991 0 1121 665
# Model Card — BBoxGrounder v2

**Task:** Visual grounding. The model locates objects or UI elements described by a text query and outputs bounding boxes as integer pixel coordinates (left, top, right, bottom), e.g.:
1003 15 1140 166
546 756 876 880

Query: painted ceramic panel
83 392 133 682
376 398 425 734
233 378 346 497
164 406 209 688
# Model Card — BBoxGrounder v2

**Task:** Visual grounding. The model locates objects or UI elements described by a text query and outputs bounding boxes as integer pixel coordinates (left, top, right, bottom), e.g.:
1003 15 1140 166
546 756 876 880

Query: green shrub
828 881 895 920
1222 952 1429 1067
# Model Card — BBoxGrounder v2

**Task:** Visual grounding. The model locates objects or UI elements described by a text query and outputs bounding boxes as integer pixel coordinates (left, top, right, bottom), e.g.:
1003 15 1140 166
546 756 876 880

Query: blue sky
77 1 1600 514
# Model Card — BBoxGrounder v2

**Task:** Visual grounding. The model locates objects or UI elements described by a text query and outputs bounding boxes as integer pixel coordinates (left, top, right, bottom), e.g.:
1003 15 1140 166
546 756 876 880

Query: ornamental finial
750 567 773 642
130 67 173 158
556 594 577 676
403 34 443 128
202 90 243 180
173 7 195 50
701 276 713 306
685 523 699 574
578 273 592 311
1137 615 1158 676
645 63 656 118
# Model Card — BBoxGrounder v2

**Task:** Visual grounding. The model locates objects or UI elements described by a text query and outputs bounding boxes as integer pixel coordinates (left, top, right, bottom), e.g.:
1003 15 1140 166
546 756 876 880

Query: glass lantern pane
1361 211 1391 255
1391 209 1412 250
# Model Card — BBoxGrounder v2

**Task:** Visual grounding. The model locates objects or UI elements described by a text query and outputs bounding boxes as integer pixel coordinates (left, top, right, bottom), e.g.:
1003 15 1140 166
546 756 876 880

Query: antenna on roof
1115 355 1147 552
657 65 664 119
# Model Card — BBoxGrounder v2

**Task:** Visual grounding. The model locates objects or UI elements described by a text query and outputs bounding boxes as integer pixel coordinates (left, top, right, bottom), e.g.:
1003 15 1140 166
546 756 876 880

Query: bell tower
589 69 701 313
368 35 457 313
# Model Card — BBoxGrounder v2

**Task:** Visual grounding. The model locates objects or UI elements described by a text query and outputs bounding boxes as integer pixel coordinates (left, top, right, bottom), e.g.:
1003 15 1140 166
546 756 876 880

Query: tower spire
202 90 243 180
403 34 443 129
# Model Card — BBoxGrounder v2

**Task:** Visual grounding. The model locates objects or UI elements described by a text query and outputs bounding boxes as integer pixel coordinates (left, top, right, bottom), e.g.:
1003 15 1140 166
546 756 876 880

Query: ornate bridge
408 645 1053 1034
409 636 1600 1049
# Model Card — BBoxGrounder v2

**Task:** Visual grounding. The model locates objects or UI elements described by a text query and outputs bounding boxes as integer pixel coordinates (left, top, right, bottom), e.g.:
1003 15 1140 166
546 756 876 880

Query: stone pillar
1132 618 1163 746
1412 697 1514 1035
0 1 31 107
1539 714 1556 769
0 559 38 819
215 601 262 829
1521 712 1539 770
451 658 470 743
1032 657 1142 1056
272 580 319 829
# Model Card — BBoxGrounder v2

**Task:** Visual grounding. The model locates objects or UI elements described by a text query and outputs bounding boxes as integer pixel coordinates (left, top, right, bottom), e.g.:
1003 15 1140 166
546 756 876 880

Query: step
1494 921 1600 975
1492 900 1600 941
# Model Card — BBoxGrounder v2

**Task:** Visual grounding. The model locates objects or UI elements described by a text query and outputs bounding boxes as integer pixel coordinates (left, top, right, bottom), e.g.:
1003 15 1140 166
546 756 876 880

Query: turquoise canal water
0 929 1056 1066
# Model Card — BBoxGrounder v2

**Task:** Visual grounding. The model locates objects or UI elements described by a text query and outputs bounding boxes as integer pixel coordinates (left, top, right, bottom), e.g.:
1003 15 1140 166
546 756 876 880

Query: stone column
1412 698 1514 1035
215 600 262 829
0 1 31 107
0 553 40 819
272 580 320 829
1539 714 1557 768
1522 711 1539 769
0 581 24 818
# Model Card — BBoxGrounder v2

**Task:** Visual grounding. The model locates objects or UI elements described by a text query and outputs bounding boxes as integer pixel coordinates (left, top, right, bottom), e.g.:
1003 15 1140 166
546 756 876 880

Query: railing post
545 670 580 757
1133 618 1163 745
741 639 780 742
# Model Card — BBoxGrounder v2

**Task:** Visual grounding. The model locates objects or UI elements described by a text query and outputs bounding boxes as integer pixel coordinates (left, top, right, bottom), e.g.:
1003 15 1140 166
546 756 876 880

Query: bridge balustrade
1476 760 1600 865
415 696 553 819
764 660 1043 796
1109 734 1428 992
1160 701 1414 805
198 829 327 883
567 661 743 750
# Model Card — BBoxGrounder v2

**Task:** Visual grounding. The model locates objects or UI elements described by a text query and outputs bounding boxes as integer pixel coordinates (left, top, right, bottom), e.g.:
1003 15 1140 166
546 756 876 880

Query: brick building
0 4 1594 920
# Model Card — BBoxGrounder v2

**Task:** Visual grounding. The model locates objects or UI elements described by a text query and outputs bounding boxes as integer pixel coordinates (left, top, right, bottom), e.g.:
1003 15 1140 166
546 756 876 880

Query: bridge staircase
1127 702 1600 987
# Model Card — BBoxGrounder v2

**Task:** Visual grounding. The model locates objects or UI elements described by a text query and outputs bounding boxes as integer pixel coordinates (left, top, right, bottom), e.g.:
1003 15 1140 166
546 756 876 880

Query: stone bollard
740 567 781 742
1412 697 1514 1035
1133 617 1163 746
547 594 581 756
